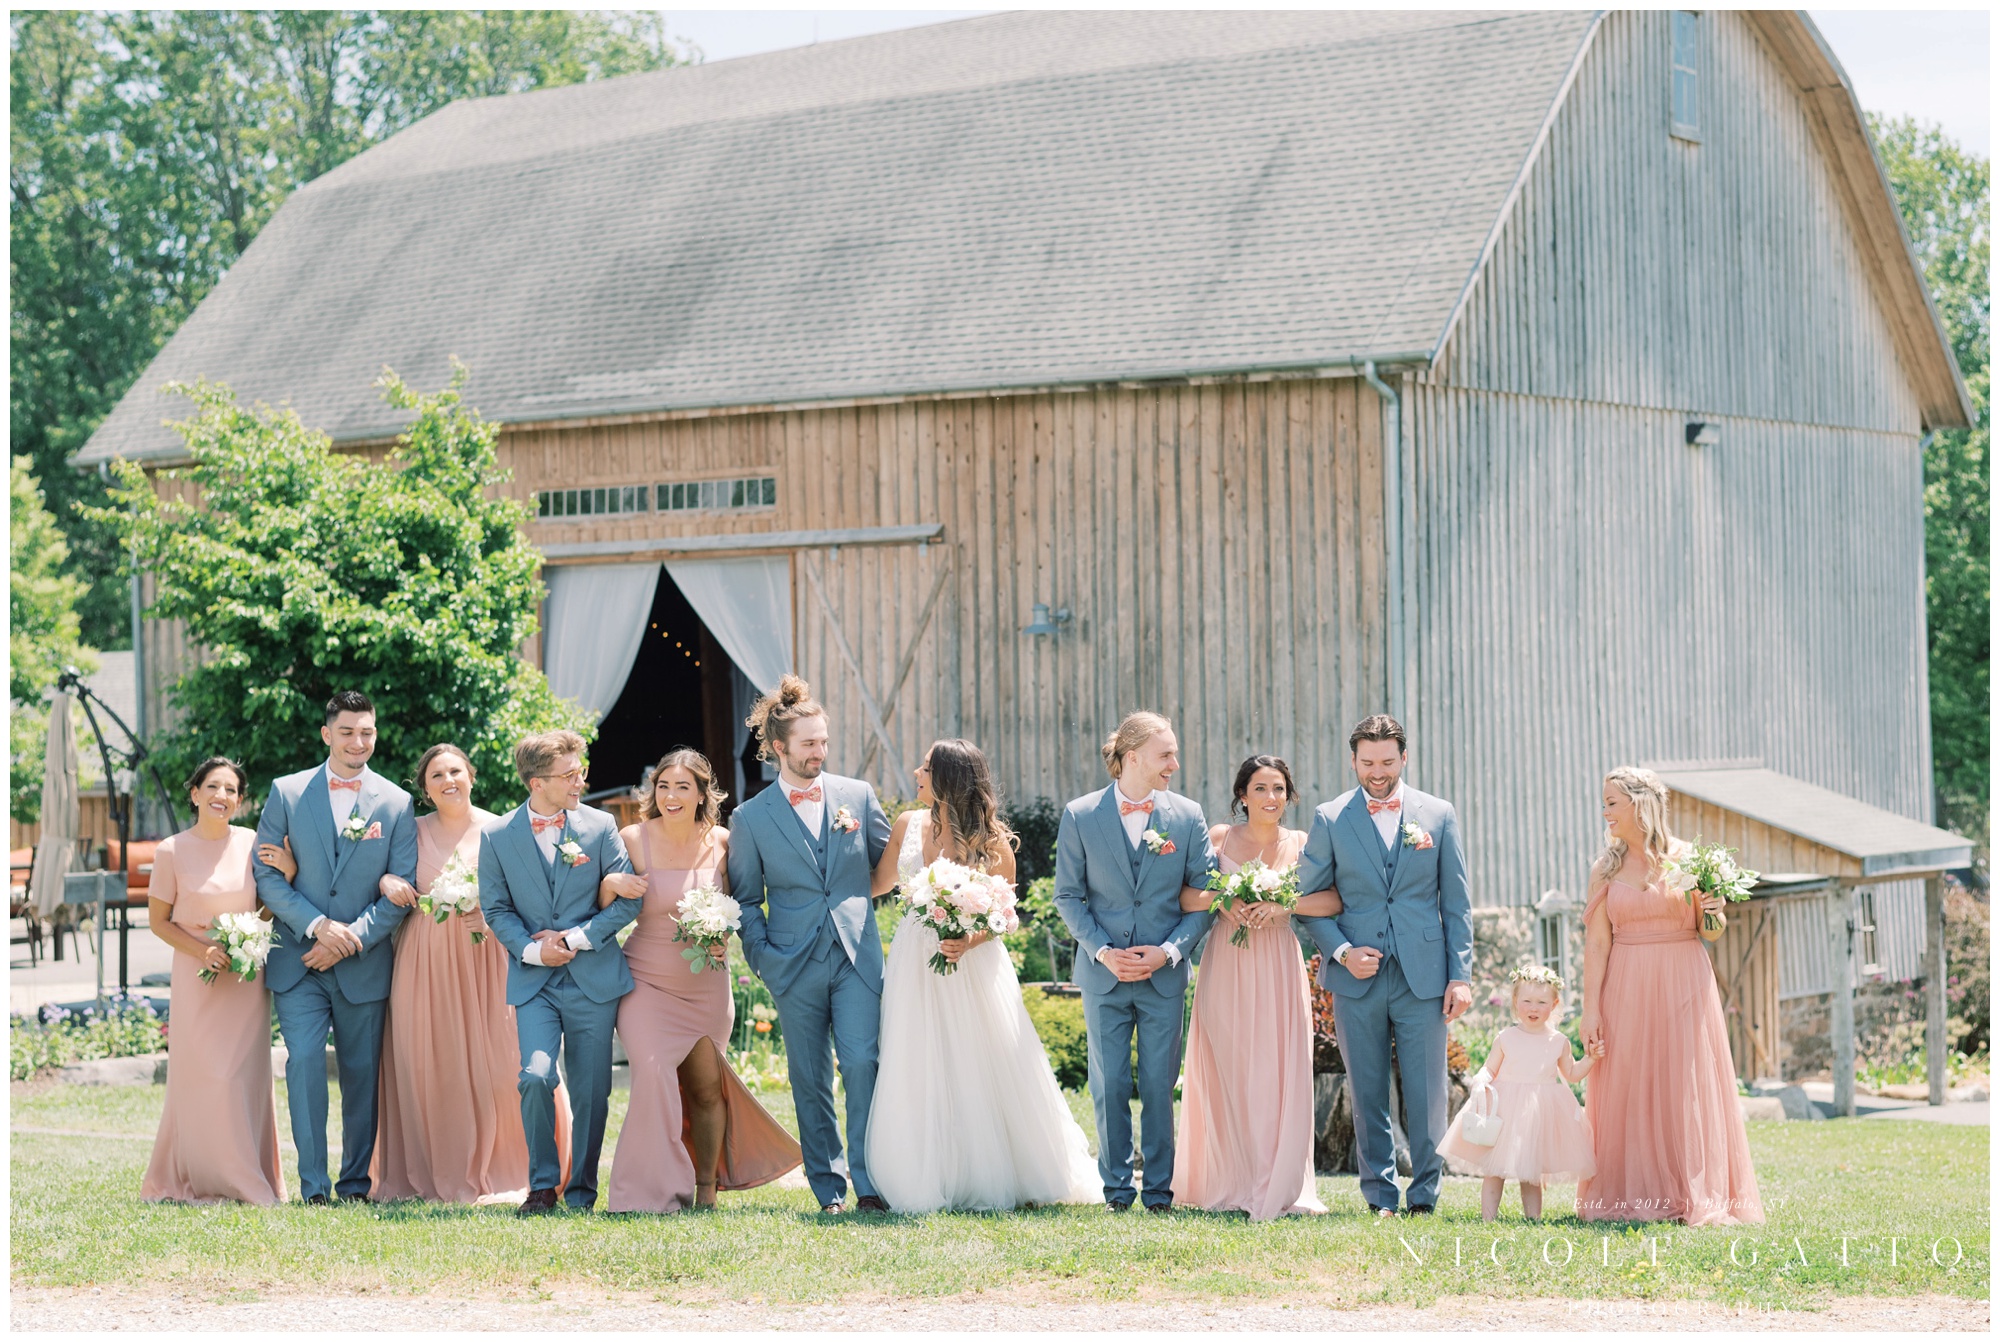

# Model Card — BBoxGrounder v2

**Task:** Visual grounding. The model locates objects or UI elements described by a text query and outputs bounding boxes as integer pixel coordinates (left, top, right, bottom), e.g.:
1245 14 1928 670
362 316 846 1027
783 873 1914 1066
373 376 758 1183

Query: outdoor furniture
99 838 161 994
11 846 41 966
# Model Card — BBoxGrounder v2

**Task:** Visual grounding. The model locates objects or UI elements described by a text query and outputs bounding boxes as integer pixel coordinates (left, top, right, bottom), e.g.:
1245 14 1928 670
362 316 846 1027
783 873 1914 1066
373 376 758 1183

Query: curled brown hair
639 748 727 829
745 674 826 763
1230 754 1297 817
924 739 1017 872
1101 711 1172 778
411 743 475 810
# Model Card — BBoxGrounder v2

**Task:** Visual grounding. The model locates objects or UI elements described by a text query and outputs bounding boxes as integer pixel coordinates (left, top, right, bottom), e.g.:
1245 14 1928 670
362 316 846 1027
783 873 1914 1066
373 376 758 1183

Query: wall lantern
1021 603 1072 637
1686 420 1720 446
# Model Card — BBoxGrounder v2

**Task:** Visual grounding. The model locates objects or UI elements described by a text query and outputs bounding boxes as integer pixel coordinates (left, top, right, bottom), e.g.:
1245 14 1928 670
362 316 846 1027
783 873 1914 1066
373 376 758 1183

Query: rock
1948 1082 1990 1102
1314 1071 1355 1174
1738 1095 1786 1122
57 1053 168 1086
1747 1079 1821 1120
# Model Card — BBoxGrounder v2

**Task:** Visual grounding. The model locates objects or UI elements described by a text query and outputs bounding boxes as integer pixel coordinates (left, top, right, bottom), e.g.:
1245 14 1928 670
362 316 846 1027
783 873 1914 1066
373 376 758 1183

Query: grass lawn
9 1077 1988 1310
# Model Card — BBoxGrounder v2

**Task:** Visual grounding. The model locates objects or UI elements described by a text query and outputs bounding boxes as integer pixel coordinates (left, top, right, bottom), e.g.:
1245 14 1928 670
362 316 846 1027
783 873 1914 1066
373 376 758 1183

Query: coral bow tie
1366 796 1401 815
789 786 822 806
1119 798 1154 816
530 813 566 835
328 775 361 793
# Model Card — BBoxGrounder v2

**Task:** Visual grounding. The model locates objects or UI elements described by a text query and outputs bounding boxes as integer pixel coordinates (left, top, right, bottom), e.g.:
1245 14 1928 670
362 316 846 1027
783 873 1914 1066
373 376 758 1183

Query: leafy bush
1020 985 1088 1090
10 994 167 1080
1005 797 1061 883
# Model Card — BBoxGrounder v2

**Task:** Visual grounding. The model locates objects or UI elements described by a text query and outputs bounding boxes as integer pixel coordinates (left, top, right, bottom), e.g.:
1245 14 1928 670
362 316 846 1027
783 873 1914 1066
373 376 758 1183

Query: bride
863 738 1100 1212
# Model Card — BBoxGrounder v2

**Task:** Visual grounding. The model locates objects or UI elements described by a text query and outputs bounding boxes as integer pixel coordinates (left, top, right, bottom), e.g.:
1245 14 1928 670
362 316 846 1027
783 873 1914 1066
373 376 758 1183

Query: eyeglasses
538 767 588 785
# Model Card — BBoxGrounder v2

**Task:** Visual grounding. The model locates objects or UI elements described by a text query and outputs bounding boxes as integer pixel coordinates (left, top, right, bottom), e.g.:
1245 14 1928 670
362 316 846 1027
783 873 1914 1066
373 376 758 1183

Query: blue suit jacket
478 803 639 1006
253 763 418 1001
1053 785 1217 999
726 774 891 998
1295 786 1472 1000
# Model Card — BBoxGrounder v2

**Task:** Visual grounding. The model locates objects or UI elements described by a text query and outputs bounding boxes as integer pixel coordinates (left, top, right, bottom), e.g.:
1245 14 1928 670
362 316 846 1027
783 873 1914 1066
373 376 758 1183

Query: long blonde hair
1591 766 1676 885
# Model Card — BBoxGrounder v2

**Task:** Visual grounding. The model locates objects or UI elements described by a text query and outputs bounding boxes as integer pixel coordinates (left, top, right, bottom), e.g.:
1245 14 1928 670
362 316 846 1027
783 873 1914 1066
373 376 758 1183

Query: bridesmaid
334 743 568 1203
141 757 285 1205
1577 766 1764 1226
1171 755 1327 1219
602 749 800 1213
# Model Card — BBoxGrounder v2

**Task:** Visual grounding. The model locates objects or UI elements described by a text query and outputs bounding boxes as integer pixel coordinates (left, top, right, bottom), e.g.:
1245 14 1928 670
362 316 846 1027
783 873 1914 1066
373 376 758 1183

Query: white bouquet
1204 858 1300 947
418 851 486 944
1663 840 1758 935
900 857 1019 976
203 911 275 984
674 884 742 973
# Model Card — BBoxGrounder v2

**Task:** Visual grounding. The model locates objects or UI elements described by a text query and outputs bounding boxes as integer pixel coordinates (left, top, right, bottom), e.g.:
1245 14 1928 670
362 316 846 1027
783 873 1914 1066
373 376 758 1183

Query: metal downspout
1361 361 1406 720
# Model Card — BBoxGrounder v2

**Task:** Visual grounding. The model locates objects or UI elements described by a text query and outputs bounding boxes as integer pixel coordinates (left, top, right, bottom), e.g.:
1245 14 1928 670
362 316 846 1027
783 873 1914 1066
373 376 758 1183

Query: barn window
1670 11 1701 141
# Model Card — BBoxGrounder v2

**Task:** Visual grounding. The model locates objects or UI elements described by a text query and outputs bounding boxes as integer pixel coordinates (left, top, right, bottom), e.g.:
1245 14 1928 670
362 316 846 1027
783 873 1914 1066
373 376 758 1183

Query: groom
727 676 892 1213
1053 711 1216 1213
479 729 642 1214
253 689 418 1204
1296 714 1472 1218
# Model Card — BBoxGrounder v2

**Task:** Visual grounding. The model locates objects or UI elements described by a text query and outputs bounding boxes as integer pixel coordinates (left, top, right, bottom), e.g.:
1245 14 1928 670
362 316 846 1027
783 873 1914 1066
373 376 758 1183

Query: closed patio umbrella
29 690 79 917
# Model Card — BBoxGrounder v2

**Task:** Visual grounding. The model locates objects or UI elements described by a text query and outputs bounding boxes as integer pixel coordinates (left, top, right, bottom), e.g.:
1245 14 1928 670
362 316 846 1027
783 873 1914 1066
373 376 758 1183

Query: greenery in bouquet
1664 839 1759 934
1204 858 1299 947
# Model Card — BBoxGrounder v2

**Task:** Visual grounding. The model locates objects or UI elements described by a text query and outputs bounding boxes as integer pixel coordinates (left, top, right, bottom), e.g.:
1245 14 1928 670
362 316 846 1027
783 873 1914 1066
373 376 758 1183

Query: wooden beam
1926 875 1947 1105
1828 882 1856 1118
799 553 901 771
858 556 954 778
541 523 942 561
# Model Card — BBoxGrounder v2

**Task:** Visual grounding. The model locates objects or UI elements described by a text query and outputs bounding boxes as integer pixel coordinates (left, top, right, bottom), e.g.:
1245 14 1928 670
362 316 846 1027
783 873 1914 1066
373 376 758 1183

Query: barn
79 10 1970 1053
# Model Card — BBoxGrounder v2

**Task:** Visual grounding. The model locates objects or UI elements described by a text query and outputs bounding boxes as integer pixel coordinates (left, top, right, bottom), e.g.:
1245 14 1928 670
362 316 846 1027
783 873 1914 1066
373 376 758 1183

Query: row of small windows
1671 10 1701 142
535 476 778 519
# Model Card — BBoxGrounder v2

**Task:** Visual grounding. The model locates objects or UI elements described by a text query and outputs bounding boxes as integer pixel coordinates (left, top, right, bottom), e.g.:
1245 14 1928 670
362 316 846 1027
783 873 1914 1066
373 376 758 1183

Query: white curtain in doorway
665 555 793 694
542 562 660 721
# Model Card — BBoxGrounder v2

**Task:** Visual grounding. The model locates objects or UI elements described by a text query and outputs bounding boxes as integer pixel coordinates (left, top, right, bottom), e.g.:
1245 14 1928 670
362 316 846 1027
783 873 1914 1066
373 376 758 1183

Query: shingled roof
75 8 1964 464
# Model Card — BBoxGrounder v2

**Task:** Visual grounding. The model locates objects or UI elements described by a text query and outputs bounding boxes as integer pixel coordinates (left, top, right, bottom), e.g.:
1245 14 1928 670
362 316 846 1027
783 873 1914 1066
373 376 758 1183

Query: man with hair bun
726 675 892 1214
1052 711 1218 1214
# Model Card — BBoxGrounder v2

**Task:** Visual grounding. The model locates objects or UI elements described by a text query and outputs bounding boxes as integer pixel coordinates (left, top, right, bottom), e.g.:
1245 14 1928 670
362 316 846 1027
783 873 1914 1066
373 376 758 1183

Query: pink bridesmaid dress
371 811 570 1202
606 826 800 1213
1577 875 1764 1226
142 827 286 1205
1171 837 1325 1219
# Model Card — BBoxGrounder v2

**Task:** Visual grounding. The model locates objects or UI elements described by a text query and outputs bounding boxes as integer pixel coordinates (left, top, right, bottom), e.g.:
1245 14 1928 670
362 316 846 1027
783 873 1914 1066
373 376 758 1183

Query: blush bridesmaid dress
141 827 286 1205
1577 874 1764 1226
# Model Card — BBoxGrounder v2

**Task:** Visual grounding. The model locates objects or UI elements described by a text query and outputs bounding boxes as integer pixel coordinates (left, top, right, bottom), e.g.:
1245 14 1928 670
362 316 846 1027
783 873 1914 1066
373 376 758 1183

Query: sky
656 6 1990 157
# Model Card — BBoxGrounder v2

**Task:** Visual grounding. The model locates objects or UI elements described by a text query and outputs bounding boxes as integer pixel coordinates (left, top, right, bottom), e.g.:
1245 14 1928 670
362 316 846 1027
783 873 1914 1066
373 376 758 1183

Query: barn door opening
590 569 742 812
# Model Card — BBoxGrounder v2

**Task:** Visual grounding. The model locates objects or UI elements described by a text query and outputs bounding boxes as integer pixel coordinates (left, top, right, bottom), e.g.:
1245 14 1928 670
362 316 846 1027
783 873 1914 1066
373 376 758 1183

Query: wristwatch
1334 942 1351 966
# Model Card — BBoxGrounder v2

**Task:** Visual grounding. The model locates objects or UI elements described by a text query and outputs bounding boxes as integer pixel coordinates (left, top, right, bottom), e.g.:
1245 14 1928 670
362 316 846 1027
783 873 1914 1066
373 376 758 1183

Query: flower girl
1437 964 1601 1220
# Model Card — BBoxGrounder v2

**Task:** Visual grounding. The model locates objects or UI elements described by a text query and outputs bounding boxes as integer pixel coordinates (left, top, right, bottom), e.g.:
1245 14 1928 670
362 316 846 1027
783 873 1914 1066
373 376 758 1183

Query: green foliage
8 457 97 821
9 11 686 649
10 995 167 1081
1019 985 1089 1090
1871 115 1990 841
88 367 587 812
1005 796 1061 883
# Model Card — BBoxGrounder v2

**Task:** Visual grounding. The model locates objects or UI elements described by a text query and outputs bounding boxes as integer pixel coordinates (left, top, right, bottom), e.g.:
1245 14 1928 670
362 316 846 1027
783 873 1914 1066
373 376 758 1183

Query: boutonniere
1143 827 1176 856
832 805 860 834
555 834 590 867
1401 822 1434 850
340 808 371 843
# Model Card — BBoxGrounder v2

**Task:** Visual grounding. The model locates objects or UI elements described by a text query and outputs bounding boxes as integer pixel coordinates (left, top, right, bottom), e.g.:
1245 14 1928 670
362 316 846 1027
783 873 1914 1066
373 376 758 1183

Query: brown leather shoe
820 1200 845 1214
517 1188 560 1216
854 1194 890 1213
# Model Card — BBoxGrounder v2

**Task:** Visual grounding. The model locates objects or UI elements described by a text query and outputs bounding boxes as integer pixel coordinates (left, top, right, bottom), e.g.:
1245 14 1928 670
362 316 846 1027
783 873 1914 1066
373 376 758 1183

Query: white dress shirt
306 765 369 941
1102 785 1179 968
1337 783 1406 966
778 769 827 845
521 805 591 966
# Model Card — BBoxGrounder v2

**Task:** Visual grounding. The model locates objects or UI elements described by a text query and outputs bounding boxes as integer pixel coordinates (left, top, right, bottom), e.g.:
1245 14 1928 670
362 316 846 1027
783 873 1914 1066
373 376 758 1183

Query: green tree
1872 116 1990 841
10 11 685 650
91 367 588 810
9 457 97 822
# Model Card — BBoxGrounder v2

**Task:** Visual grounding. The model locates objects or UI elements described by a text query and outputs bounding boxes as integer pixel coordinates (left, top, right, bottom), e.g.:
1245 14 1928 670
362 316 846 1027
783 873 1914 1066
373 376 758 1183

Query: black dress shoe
305 1193 329 1207
516 1188 560 1216
1106 1200 1134 1213
854 1194 890 1213
1405 1204 1436 1215
1146 1202 1174 1216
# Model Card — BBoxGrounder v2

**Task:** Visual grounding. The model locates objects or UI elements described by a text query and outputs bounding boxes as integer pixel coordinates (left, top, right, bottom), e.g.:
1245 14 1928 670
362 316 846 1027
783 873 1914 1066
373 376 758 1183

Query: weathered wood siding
1417 8 1932 910
501 377 1390 819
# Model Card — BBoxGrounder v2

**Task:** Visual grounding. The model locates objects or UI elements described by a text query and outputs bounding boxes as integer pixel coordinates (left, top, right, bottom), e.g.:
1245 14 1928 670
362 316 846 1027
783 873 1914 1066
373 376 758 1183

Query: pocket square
363 822 383 841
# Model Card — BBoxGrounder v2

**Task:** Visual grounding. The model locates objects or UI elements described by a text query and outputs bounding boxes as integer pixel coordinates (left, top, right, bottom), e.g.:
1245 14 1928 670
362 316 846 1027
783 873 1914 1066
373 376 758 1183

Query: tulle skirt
1438 1079 1596 1184
864 914 1100 1212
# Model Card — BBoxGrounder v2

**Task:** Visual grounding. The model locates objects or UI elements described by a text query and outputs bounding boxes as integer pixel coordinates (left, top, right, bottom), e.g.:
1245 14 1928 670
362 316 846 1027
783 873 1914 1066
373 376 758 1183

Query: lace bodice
897 809 928 886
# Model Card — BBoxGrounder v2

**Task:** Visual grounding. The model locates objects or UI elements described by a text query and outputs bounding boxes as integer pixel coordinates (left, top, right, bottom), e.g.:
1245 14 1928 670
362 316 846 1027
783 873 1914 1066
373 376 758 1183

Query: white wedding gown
863 813 1102 1211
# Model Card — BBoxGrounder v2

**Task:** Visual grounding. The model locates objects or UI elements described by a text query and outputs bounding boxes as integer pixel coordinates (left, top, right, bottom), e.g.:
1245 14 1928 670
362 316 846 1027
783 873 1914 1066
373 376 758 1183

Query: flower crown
1508 963 1566 995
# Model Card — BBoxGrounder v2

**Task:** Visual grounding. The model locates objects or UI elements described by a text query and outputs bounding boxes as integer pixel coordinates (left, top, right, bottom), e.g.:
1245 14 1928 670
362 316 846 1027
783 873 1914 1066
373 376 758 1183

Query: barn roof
75 9 1966 465
1652 763 1972 878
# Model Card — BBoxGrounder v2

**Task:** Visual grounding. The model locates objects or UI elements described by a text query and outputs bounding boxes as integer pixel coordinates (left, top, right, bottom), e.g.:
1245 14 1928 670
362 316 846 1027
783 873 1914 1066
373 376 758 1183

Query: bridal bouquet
900 857 1019 976
201 911 275 983
1204 859 1300 946
1663 840 1758 934
419 851 486 944
674 884 741 973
